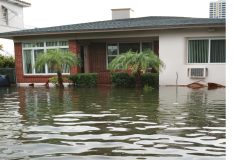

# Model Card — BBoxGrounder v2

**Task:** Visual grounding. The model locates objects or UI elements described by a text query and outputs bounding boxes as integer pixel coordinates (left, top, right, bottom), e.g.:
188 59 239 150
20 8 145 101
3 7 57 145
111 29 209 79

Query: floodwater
0 87 225 160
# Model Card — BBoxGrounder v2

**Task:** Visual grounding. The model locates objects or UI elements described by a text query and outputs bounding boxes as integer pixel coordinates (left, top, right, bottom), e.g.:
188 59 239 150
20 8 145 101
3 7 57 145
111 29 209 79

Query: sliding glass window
22 41 69 74
107 42 153 65
188 38 225 64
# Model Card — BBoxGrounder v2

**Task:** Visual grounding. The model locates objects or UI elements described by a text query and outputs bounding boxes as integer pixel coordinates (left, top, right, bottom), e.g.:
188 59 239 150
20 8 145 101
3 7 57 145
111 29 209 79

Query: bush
111 72 135 88
49 76 69 87
49 76 58 87
111 72 159 88
0 55 15 68
68 73 97 87
140 73 159 88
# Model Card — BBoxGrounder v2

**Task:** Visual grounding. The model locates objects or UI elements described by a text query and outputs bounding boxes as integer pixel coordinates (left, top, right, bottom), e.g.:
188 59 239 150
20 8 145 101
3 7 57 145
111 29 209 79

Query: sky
23 0 211 28
0 0 211 54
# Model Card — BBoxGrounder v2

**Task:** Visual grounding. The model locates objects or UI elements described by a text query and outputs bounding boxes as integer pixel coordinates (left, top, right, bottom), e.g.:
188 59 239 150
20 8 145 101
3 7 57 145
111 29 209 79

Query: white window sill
23 73 70 76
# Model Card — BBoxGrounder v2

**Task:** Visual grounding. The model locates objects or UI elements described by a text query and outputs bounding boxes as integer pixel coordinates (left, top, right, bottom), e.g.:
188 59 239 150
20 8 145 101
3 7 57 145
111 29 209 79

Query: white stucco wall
158 28 225 86
0 1 24 32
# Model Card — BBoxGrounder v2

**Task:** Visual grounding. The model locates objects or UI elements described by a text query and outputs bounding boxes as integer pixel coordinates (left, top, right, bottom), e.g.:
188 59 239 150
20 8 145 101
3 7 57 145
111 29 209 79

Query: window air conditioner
188 67 207 79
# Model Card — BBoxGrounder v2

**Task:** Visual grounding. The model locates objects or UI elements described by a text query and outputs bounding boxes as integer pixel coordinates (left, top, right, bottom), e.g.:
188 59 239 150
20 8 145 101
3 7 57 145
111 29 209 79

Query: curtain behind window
34 49 45 73
210 40 226 63
23 50 32 73
188 40 209 63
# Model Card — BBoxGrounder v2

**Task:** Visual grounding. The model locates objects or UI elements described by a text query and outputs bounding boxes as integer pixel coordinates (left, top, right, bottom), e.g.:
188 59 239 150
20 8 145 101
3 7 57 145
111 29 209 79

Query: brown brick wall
14 42 23 83
69 40 80 74
14 42 74 84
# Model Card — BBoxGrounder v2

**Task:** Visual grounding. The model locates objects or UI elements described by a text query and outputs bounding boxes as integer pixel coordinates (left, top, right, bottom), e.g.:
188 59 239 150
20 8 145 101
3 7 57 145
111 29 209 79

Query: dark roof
0 16 225 38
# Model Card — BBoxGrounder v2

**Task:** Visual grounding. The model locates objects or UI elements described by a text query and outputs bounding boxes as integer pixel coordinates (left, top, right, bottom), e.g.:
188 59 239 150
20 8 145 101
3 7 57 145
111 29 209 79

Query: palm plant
35 50 79 88
108 49 165 87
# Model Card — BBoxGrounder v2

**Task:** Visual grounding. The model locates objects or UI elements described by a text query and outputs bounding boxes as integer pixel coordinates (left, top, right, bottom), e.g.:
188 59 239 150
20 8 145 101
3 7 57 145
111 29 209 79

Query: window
210 40 225 63
142 42 153 51
22 41 69 74
34 49 45 73
119 43 140 54
23 50 32 74
188 39 225 63
1 6 8 25
107 43 118 64
107 42 153 65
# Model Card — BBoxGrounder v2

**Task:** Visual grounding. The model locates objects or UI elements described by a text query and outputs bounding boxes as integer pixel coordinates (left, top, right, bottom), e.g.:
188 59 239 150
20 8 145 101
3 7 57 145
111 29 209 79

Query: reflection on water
0 86 225 159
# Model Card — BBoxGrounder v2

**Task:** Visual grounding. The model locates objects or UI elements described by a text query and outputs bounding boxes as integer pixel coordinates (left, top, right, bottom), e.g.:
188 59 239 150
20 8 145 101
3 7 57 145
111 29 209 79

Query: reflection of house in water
0 87 23 147
18 87 74 122
158 86 225 128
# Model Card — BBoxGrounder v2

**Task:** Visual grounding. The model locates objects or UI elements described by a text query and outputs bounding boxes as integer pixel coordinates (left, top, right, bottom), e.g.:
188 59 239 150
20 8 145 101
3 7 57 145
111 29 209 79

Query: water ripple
0 87 225 159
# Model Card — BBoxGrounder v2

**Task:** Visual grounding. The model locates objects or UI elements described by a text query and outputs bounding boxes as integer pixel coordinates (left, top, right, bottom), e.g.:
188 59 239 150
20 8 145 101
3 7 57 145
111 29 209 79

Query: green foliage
35 50 79 88
143 84 154 92
108 49 165 75
35 50 79 72
108 49 164 87
111 72 159 88
0 55 15 68
140 73 159 88
111 72 135 88
68 73 98 87
49 76 68 87
49 76 58 87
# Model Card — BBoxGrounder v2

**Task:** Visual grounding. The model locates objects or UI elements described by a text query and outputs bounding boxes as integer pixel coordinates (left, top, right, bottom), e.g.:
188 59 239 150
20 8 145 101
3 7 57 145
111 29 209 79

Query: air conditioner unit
188 67 207 79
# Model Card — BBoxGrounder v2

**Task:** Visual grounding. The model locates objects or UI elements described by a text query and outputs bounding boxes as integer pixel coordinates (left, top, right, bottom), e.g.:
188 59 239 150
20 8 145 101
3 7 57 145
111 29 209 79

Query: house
0 0 30 32
0 0 30 55
0 8 225 86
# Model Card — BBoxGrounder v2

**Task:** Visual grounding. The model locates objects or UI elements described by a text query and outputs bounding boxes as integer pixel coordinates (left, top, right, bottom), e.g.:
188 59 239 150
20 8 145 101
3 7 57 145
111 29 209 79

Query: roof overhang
5 0 31 7
0 24 226 40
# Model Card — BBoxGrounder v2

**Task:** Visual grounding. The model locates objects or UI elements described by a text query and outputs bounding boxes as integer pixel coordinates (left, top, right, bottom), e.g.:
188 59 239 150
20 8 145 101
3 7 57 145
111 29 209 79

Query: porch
69 38 159 85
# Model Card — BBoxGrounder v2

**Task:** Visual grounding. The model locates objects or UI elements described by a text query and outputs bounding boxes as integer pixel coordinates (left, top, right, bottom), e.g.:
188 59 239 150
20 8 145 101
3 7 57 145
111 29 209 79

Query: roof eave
8 0 31 7
0 24 225 39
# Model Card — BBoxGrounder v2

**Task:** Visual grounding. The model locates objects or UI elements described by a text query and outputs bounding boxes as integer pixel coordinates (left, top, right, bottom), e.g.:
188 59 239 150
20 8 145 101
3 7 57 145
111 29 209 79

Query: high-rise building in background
209 0 226 18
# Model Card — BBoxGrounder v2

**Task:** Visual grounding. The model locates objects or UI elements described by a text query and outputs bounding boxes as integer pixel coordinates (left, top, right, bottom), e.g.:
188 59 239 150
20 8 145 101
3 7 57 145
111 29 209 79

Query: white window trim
187 37 226 65
22 41 69 75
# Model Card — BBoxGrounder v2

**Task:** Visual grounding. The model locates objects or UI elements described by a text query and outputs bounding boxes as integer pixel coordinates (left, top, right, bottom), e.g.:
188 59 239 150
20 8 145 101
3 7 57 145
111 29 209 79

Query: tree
35 50 79 88
0 44 15 68
108 50 165 88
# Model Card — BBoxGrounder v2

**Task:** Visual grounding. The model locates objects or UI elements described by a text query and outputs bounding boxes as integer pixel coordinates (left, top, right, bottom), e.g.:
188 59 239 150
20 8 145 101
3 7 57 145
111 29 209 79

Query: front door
79 46 85 73
89 43 106 73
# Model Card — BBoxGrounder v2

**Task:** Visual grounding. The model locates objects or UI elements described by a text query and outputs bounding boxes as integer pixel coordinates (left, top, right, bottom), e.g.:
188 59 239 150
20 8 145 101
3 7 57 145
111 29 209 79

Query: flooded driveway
0 87 225 159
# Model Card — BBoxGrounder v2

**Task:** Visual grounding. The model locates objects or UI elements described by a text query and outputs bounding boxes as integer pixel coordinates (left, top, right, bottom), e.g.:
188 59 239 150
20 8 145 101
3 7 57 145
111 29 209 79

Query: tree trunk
135 69 141 88
57 71 64 88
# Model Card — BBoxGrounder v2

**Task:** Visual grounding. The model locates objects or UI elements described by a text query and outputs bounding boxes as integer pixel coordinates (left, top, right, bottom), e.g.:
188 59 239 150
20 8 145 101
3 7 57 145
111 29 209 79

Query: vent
188 68 207 79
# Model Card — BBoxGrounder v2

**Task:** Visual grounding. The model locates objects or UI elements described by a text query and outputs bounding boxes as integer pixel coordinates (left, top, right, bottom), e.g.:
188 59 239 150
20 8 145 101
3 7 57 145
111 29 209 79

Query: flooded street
0 87 225 159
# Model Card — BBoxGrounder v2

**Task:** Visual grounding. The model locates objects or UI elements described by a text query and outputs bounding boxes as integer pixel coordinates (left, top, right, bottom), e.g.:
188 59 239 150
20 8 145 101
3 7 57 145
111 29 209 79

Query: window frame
1 5 8 25
22 40 69 75
106 41 153 68
187 37 226 64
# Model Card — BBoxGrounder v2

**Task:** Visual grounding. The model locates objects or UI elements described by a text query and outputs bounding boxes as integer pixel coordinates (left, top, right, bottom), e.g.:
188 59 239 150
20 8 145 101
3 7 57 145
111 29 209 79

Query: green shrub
111 72 135 88
49 76 68 87
68 73 97 87
140 73 159 88
49 76 58 87
0 55 15 68
111 72 159 88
